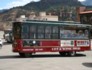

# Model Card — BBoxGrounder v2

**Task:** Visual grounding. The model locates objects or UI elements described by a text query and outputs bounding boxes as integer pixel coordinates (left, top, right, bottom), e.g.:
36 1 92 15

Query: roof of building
80 11 92 14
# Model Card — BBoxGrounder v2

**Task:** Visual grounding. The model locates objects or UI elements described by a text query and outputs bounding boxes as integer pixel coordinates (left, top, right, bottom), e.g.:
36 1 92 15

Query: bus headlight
33 40 36 44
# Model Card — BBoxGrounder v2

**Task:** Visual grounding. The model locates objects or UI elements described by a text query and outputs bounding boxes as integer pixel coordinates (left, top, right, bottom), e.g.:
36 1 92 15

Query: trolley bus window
45 26 51 39
37 26 44 39
52 26 59 39
21 24 29 39
60 28 89 39
30 25 36 39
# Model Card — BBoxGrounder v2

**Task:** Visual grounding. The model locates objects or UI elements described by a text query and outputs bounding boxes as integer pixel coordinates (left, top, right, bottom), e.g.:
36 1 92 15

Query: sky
0 0 86 10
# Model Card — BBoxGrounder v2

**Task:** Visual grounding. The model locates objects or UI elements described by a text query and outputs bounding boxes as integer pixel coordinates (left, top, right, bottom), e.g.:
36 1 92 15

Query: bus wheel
67 51 76 56
59 52 66 56
19 53 25 57
25 53 32 57
0 44 2 49
19 53 32 57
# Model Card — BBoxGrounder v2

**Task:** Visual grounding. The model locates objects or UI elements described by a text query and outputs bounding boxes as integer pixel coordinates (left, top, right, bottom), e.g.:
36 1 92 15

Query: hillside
23 0 83 11
0 0 84 30
0 8 31 21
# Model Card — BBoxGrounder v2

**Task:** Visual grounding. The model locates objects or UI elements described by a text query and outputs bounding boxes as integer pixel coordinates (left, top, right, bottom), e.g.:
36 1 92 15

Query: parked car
0 39 3 48
3 29 13 43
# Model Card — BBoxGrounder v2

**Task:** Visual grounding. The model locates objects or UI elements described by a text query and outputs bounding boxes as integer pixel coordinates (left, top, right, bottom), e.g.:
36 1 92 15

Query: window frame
21 24 30 39
37 25 45 39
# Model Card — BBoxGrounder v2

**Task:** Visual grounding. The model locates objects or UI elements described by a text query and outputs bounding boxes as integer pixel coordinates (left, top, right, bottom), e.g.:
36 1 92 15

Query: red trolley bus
12 20 91 57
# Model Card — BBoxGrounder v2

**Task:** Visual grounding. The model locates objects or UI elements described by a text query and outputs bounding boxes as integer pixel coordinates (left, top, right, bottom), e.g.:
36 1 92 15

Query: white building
16 15 27 22
29 12 58 21
38 12 58 21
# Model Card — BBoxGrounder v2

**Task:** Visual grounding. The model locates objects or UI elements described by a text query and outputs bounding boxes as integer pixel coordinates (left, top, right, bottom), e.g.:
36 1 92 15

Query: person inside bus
84 30 89 38
77 30 85 38
71 31 77 38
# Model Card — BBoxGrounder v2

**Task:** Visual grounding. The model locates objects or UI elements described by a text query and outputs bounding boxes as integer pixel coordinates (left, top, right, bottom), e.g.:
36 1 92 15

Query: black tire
0 44 2 49
19 53 32 57
19 53 25 57
67 51 76 56
25 53 32 57
59 52 67 56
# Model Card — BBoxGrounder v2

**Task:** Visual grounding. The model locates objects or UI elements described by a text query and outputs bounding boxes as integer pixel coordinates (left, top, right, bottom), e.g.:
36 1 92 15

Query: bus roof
14 20 92 27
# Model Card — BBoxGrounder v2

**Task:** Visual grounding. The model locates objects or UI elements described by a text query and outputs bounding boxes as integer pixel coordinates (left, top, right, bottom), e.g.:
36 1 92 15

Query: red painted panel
80 47 91 51
13 39 91 53
13 39 23 52
20 47 90 53
41 41 59 46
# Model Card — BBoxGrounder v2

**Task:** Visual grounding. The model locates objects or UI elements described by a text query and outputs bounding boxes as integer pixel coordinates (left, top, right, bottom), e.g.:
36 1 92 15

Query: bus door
13 22 21 51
